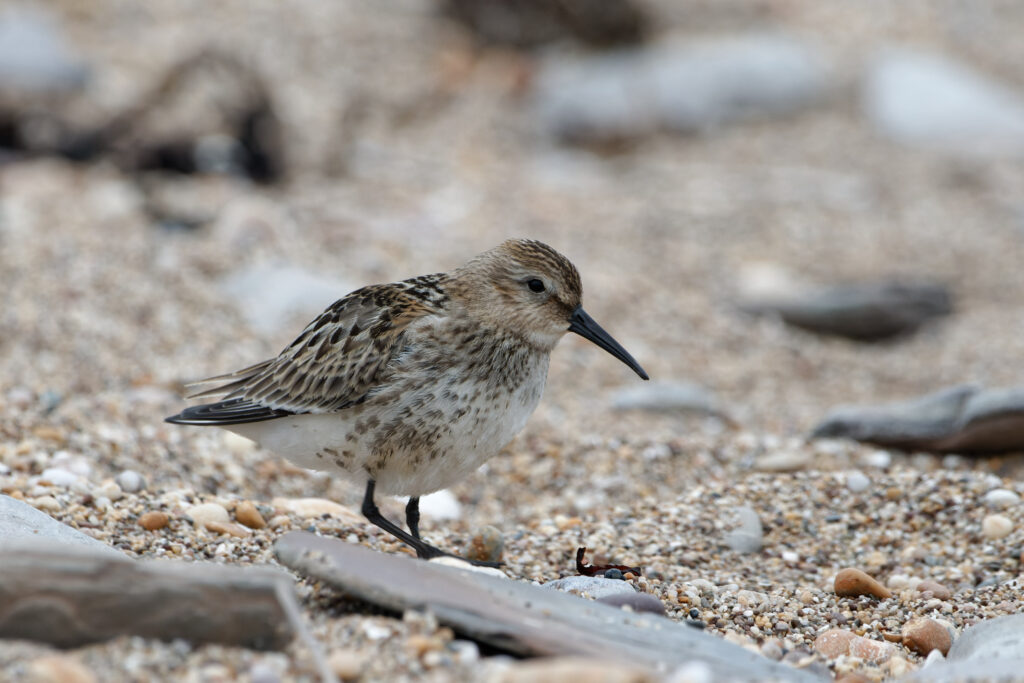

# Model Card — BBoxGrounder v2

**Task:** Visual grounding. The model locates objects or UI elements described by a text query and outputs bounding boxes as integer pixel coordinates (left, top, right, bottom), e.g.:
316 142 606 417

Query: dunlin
167 239 648 562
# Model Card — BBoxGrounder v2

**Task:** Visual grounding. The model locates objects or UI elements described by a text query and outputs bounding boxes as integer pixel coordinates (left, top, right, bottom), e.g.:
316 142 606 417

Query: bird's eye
527 279 545 293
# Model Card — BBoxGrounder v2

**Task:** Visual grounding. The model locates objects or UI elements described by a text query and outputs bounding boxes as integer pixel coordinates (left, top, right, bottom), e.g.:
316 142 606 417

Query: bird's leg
360 480 501 567
405 496 421 539
362 479 445 559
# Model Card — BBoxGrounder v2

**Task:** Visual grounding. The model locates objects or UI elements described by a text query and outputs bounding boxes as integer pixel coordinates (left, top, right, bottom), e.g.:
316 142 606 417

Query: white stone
271 497 361 523
543 576 636 599
38 468 80 488
725 505 764 554
185 503 230 528
845 470 870 493
984 488 1020 509
982 514 1013 540
115 470 145 493
220 263 354 335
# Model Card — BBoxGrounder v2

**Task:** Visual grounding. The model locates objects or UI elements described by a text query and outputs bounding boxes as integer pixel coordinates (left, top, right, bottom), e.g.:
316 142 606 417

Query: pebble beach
4 1 1024 681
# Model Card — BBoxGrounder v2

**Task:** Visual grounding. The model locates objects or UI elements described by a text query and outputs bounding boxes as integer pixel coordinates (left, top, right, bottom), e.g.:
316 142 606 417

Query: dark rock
812 385 1024 454
741 281 952 341
0 542 295 649
440 0 646 49
274 532 823 680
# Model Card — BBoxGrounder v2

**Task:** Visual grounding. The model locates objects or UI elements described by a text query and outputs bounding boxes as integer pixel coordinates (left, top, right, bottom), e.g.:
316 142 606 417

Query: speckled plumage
167 239 647 561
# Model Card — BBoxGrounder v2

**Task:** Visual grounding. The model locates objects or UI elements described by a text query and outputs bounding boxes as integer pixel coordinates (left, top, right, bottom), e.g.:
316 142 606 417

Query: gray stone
0 494 120 556
812 385 1024 454
543 576 637 600
274 532 823 680
595 592 666 616
903 615 1024 681
740 281 952 341
0 542 295 650
534 35 827 145
611 381 724 417
0 7 88 93
724 505 763 554
864 48 1024 158
115 470 146 493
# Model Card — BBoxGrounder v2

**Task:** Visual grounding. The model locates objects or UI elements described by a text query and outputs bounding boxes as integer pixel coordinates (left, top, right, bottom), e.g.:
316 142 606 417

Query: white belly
226 363 547 497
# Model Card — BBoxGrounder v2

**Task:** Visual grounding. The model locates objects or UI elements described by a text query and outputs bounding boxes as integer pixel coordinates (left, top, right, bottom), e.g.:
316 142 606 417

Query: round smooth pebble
39 468 80 488
849 635 894 663
916 579 952 600
115 470 145 493
845 471 870 493
28 654 96 683
982 514 1013 540
814 629 856 658
834 568 892 599
235 501 266 529
186 503 230 528
984 488 1020 509
327 649 368 680
902 617 952 656
272 497 361 522
138 511 169 531
205 520 251 538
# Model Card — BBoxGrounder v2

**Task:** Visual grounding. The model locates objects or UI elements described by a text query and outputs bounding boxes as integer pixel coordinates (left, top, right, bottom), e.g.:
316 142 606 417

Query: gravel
3 1 1024 681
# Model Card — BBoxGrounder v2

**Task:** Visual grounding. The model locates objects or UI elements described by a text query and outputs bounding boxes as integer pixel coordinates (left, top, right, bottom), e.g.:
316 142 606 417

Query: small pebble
845 470 870 493
604 568 624 580
185 503 230 528
982 514 1013 540
115 470 145 493
902 617 952 656
95 481 123 502
205 520 252 538
984 488 1020 508
916 579 952 600
39 467 79 488
138 511 169 531
327 650 367 681
834 568 892 599
814 628 856 658
466 525 503 564
235 501 266 529
272 497 360 522
30 496 62 512
848 635 894 663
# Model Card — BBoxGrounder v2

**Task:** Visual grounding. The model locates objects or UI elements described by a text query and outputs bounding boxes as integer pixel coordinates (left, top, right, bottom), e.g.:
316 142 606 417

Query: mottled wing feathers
166 276 448 426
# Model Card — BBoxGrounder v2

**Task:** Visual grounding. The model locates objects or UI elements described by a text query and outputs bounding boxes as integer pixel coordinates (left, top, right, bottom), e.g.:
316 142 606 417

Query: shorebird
167 239 648 563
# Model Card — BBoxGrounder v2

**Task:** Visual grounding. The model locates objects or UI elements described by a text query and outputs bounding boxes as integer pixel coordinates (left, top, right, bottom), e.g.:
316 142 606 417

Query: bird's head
451 239 648 380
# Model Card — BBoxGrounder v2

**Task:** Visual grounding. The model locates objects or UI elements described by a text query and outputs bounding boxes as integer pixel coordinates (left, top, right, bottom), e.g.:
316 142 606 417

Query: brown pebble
916 580 952 600
902 617 952 656
235 501 266 529
834 568 892 599
405 634 443 657
813 628 856 658
138 511 169 531
204 520 252 538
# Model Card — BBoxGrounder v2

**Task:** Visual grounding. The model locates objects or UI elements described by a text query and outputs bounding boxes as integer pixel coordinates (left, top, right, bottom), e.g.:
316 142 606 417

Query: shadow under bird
166 239 648 564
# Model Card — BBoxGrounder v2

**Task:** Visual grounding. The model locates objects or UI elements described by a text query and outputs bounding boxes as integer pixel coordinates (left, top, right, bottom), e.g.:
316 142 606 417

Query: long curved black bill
568 306 649 380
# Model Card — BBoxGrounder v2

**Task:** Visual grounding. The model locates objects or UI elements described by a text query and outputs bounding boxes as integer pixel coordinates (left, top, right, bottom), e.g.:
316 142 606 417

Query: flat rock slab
811 384 1024 453
0 542 295 650
740 281 951 341
274 532 823 681
0 494 122 556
